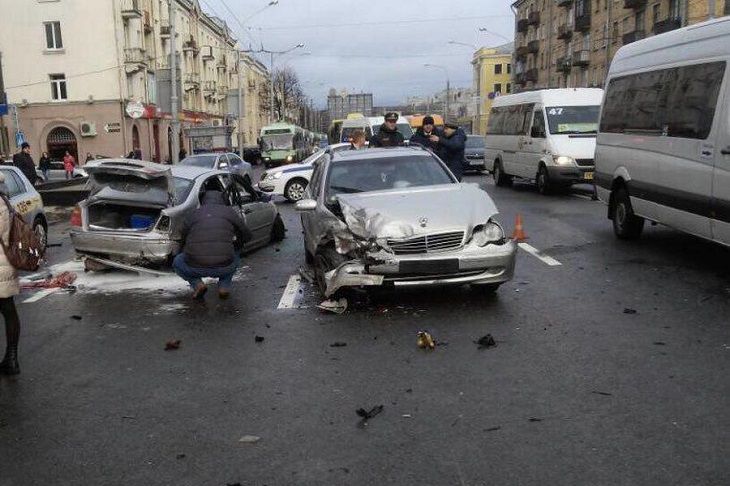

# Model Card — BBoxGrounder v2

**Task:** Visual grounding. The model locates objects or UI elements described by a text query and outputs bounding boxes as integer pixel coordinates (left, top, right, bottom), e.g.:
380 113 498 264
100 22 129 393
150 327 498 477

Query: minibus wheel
611 187 644 239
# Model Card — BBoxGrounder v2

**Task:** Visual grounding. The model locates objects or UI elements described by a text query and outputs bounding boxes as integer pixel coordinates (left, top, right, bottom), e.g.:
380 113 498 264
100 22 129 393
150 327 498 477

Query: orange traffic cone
511 214 527 242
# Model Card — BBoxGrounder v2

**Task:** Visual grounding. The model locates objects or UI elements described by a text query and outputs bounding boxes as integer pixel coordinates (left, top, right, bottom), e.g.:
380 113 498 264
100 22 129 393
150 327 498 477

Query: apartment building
512 0 729 91
0 0 268 163
472 43 513 135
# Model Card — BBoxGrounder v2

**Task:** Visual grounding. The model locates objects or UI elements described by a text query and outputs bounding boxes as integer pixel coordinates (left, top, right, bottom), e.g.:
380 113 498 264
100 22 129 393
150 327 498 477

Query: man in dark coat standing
173 190 252 300
370 112 404 148
431 122 467 181
13 143 38 185
409 115 440 152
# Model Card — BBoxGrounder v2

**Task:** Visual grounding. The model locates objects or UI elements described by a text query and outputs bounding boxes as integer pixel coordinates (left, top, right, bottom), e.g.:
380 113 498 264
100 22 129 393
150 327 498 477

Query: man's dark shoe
192 283 208 301
218 289 230 300
0 346 20 376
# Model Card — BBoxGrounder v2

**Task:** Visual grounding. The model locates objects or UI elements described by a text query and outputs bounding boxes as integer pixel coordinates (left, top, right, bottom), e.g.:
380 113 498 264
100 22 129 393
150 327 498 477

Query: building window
494 64 502 75
44 21 63 49
494 83 502 93
652 4 660 25
506 83 512 93
50 73 67 100
635 9 645 32
507 63 512 74
669 0 681 19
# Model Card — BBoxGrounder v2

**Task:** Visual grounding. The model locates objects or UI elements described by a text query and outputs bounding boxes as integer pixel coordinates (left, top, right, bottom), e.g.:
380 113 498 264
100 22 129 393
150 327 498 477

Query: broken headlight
471 221 505 246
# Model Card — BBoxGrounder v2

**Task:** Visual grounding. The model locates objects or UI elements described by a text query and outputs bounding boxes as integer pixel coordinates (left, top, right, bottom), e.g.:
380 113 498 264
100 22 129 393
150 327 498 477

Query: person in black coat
12 143 38 185
38 152 52 182
173 190 253 300
370 112 405 148
431 122 467 181
409 115 440 152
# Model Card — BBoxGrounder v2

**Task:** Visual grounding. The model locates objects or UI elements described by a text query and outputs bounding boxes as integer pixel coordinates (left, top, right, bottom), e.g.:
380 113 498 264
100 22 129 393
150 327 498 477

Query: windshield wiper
330 185 363 194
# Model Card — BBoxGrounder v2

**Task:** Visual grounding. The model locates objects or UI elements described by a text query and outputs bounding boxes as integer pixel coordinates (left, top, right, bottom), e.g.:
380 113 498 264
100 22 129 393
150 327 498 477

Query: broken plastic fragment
164 339 181 351
475 334 497 349
238 435 261 444
417 331 435 350
317 298 348 314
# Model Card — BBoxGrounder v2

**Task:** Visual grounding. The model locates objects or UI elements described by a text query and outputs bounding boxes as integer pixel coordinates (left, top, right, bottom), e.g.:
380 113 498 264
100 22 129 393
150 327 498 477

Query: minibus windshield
546 106 600 134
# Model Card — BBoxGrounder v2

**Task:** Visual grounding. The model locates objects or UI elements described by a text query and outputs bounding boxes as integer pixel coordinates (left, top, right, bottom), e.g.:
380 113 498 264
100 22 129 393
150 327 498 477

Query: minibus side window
531 110 547 138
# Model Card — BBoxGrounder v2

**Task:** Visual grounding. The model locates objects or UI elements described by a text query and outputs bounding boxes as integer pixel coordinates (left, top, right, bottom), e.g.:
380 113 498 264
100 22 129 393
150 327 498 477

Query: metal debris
417 331 435 350
317 298 348 314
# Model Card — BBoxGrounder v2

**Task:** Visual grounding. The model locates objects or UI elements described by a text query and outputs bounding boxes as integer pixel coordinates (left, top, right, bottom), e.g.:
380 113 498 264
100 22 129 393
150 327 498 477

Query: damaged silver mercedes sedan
296 147 517 297
71 159 284 268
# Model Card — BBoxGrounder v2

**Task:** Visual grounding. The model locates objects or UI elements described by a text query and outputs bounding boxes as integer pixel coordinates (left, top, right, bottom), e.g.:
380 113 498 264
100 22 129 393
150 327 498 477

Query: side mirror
295 199 317 212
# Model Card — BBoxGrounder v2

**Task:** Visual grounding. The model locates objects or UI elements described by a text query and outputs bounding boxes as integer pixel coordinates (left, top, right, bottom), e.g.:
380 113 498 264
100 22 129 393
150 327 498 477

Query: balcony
124 47 147 73
556 56 572 73
216 84 229 97
558 24 573 40
514 72 526 84
575 13 591 32
183 38 199 56
184 73 200 90
202 46 215 62
515 44 529 59
160 19 171 37
216 58 227 71
557 0 573 6
525 69 538 82
572 49 590 67
624 0 647 8
143 11 152 33
121 0 142 19
653 17 682 35
517 18 529 32
528 40 540 54
622 29 645 44
528 11 541 25
203 80 217 97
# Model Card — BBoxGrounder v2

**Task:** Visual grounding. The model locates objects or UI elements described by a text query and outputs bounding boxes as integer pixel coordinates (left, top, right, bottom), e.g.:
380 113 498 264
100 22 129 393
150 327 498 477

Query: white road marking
277 275 303 309
22 288 60 303
518 242 563 267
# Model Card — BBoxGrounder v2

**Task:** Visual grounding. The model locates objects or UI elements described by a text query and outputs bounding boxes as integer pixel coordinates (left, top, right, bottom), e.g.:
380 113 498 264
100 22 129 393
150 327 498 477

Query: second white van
484 88 604 194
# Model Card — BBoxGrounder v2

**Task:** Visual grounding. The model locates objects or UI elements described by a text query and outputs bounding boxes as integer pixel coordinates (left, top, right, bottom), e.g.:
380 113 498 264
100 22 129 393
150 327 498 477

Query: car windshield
465 136 485 149
173 177 195 205
397 123 414 138
179 155 217 168
340 127 367 142
327 155 453 196
546 106 600 134
262 134 294 150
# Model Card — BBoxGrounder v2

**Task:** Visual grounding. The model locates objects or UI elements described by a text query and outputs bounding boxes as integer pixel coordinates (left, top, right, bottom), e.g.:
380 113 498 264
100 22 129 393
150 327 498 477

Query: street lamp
424 63 450 121
478 28 512 44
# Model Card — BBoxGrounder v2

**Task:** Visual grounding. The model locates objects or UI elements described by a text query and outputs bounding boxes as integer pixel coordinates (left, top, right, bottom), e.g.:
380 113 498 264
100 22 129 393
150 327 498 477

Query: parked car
70 159 284 267
258 143 353 202
36 160 88 183
0 165 48 249
463 134 486 172
296 146 517 297
179 152 252 184
484 88 603 194
596 17 730 245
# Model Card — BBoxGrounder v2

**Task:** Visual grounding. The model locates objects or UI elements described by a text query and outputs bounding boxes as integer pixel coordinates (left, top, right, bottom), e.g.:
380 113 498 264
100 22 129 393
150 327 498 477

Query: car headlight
471 221 505 247
286 155 294 162
553 155 576 166
272 171 283 179
264 157 271 161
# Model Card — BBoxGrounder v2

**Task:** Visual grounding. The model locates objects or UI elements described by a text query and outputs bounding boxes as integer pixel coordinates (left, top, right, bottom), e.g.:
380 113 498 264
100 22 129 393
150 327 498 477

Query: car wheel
537 165 552 195
284 179 308 202
270 213 286 242
611 187 644 240
472 283 501 294
493 160 512 187
33 217 48 251
313 248 345 297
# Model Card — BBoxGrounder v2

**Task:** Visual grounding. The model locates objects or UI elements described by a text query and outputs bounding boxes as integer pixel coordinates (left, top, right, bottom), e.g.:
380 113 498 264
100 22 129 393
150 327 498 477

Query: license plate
469 160 483 166
399 259 459 275
584 172 594 180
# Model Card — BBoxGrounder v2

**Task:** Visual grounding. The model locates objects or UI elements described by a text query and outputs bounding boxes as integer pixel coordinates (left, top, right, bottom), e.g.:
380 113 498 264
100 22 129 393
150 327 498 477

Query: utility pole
169 0 180 163
269 52 275 123
238 50 244 157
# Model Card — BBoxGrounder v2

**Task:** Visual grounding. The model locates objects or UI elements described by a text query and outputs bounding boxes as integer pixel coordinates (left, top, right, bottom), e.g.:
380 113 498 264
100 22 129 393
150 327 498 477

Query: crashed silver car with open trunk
71 159 284 268
297 147 517 297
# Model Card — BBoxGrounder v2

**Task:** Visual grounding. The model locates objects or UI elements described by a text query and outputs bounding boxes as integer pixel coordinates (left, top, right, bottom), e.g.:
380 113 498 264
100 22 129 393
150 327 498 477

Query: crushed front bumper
70 230 177 264
324 240 518 297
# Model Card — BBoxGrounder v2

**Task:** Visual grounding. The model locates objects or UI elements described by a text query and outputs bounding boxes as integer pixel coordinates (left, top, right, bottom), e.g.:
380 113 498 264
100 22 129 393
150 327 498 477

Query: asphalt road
1 169 729 486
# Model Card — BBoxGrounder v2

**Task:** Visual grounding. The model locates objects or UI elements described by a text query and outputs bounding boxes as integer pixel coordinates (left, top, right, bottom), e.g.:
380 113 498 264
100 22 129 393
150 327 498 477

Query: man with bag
13 142 38 186
0 172 23 375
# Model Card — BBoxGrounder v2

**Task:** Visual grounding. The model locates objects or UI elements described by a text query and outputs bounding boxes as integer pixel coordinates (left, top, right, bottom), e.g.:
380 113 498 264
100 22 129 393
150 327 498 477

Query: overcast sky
205 0 516 108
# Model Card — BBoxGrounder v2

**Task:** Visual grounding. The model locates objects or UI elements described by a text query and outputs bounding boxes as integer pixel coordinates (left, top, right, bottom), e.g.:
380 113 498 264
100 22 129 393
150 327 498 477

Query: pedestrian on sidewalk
0 173 22 376
63 151 76 180
370 112 404 148
409 115 440 151
431 122 467 181
349 129 367 150
85 152 94 164
38 152 52 182
12 143 38 186
173 189 252 300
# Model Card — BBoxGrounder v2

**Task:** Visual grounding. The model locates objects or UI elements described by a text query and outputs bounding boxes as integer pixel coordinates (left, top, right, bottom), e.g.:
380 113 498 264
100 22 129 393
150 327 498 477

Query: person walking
12 143 38 185
38 152 52 182
173 190 252 300
349 129 367 150
63 151 76 180
409 115 440 151
85 152 94 163
370 112 404 148
0 173 22 376
430 122 467 181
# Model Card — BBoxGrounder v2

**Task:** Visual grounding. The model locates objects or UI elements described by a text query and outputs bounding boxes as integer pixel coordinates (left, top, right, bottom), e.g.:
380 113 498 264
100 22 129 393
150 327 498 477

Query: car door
514 104 536 178
301 156 327 253
712 65 730 244
228 174 273 247
527 107 548 176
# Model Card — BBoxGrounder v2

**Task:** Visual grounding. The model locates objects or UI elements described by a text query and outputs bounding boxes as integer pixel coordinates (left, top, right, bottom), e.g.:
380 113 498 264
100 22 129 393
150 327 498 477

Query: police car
257 143 352 202
0 165 48 249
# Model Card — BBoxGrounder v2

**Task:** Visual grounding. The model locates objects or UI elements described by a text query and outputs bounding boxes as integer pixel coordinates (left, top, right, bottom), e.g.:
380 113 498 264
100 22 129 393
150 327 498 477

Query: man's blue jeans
173 253 240 291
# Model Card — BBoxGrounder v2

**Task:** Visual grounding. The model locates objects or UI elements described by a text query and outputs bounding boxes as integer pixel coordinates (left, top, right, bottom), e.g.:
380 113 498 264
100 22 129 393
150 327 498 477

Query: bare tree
260 66 305 123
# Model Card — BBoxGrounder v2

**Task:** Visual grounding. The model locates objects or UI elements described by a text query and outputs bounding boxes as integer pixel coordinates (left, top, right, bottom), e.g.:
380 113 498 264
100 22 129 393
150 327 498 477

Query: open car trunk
85 159 174 208
87 203 162 232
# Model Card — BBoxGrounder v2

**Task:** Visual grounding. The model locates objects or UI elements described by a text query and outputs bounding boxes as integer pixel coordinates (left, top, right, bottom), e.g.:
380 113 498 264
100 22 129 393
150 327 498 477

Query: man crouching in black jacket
173 190 252 300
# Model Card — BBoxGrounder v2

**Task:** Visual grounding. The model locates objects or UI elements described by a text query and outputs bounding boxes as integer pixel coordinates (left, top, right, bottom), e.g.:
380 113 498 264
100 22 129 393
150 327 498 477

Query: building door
132 125 140 156
46 126 77 162
153 124 160 163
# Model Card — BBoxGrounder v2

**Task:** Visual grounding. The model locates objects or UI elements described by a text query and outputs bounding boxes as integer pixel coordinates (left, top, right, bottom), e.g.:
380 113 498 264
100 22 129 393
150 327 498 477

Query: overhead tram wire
251 14 513 31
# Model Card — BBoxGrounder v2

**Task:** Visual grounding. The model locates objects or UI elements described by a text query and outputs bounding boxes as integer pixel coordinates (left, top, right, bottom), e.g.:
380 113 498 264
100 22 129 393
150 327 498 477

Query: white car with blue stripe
258 143 352 202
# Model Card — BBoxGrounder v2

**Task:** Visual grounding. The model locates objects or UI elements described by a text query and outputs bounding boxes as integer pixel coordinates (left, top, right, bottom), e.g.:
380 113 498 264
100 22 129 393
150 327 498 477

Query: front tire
611 187 644 240
284 178 308 202
493 160 512 187
313 248 346 297
537 165 552 195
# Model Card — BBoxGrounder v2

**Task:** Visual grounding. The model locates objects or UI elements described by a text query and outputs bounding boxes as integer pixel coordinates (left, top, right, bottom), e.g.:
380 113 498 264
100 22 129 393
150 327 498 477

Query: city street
1 169 729 486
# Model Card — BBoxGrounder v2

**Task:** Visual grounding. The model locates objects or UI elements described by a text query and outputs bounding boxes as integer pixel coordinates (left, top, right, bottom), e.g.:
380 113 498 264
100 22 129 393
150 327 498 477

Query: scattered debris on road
653 341 666 346
255 336 265 343
330 342 347 348
484 426 502 432
298 266 315 284
528 417 543 422
317 298 348 314
623 308 638 314
356 405 384 427
475 334 497 349
70 315 82 320
417 331 435 350
20 271 77 290
402 414 412 418
591 391 613 396
164 339 181 351
176 453 186 460
238 435 261 444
